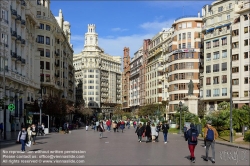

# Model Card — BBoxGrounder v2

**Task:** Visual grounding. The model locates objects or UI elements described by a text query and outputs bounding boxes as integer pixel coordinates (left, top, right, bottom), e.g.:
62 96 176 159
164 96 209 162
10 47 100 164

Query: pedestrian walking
106 119 111 131
126 119 130 129
185 123 199 163
95 121 99 132
151 123 158 142
145 122 151 143
17 127 28 152
26 125 32 147
162 121 169 144
31 124 37 145
155 123 161 142
112 121 117 132
64 122 69 134
133 121 137 129
135 123 144 142
41 123 45 136
0 122 3 137
120 120 125 133
117 120 121 132
203 121 218 164
98 121 105 139
86 120 89 131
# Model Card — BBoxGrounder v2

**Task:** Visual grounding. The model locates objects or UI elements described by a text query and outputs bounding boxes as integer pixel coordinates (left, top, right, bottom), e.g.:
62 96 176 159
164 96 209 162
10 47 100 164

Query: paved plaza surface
0 127 249 166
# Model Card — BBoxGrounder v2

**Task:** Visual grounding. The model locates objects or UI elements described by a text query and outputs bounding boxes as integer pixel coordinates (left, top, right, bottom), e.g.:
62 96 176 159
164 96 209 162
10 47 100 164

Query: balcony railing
11 9 17 16
16 15 21 21
17 56 21 61
21 20 25 25
21 0 26 6
17 35 21 41
11 30 17 37
21 58 25 64
21 39 25 45
11 51 17 59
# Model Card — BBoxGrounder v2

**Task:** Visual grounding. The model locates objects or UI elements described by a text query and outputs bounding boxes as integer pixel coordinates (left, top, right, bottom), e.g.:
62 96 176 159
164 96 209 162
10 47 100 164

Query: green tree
138 104 159 117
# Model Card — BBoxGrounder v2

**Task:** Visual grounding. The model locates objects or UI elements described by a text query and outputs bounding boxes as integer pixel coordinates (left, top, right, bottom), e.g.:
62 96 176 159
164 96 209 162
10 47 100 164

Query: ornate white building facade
74 24 122 118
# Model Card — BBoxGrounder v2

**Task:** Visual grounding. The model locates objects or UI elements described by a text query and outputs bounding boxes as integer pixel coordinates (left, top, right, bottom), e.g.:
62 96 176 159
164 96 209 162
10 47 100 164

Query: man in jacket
162 121 169 144
185 123 199 163
203 121 218 164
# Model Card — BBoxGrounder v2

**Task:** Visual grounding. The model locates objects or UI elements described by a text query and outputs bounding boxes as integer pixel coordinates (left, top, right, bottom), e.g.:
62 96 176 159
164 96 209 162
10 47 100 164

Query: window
222 62 227 71
187 32 191 39
186 72 193 79
39 23 44 29
206 89 211 97
206 77 211 85
232 42 239 48
222 38 227 45
46 37 50 45
187 42 191 48
244 91 248 97
1 9 8 22
197 23 201 28
244 39 248 46
186 62 194 69
46 62 50 70
232 54 239 61
222 75 227 83
218 15 222 22
227 14 230 20
213 64 219 72
37 35 44 44
232 67 239 73
213 76 219 84
244 15 248 21
213 51 219 60
179 83 186 90
179 73 185 79
37 0 41 5
206 53 211 61
186 52 193 58
179 34 181 40
182 33 186 39
40 75 44 82
88 86 94 89
244 65 248 71
88 75 94 78
233 92 239 97
187 22 192 28
182 43 186 49
232 79 239 85
40 61 44 69
232 29 239 36
244 77 248 84
222 50 227 58
46 49 50 57
222 88 227 96
37 11 41 15
46 25 50 31
182 23 186 28
38 48 44 56
46 75 50 82
179 44 181 49
244 52 248 59
218 6 223 12
206 65 211 73
213 89 219 97
213 40 219 47
206 42 211 49
229 3 232 9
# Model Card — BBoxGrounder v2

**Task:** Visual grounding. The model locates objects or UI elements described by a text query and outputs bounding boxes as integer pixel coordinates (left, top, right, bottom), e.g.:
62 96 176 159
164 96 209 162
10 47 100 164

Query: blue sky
51 0 212 57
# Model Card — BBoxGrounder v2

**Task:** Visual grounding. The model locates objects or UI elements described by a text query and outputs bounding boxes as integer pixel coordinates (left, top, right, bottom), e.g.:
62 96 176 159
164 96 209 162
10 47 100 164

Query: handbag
142 132 145 137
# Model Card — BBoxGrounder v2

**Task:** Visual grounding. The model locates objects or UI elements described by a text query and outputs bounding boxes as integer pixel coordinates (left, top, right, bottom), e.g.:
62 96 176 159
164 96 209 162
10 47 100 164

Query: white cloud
140 19 174 33
111 28 128 32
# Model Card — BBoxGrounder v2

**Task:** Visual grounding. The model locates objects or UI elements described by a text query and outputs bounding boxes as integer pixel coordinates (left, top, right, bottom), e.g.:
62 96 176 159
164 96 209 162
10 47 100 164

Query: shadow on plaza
0 136 49 149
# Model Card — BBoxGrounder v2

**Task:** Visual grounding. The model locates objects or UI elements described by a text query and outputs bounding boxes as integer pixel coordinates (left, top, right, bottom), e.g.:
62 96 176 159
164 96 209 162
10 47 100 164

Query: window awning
206 41 210 43
221 37 227 40
216 25 223 29
213 39 219 41
224 23 231 27
206 28 214 33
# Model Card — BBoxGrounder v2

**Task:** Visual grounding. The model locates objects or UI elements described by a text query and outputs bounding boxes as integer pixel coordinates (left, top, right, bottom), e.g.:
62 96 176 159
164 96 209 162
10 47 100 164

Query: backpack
190 129 198 143
206 128 214 141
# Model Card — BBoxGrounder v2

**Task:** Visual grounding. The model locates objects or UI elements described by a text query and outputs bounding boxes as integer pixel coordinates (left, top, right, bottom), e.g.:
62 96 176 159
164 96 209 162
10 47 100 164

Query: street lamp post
38 98 43 124
179 101 183 134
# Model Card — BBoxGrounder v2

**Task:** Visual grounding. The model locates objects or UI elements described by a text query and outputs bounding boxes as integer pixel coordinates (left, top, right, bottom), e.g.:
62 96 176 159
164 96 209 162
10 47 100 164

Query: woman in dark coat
145 122 151 143
135 123 143 142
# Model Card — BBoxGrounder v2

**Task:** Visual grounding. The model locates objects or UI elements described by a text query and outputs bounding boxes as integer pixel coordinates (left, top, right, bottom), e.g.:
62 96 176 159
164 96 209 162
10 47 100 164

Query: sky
50 0 213 58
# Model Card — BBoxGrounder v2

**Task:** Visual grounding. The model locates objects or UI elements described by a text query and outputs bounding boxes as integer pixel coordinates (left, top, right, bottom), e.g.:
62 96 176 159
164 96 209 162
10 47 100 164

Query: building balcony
21 58 25 65
11 9 17 17
21 0 26 6
21 39 25 45
54 73 60 77
21 20 25 26
16 15 21 21
55 62 60 67
69 80 73 85
11 30 17 38
17 55 21 61
11 51 17 59
16 35 21 41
